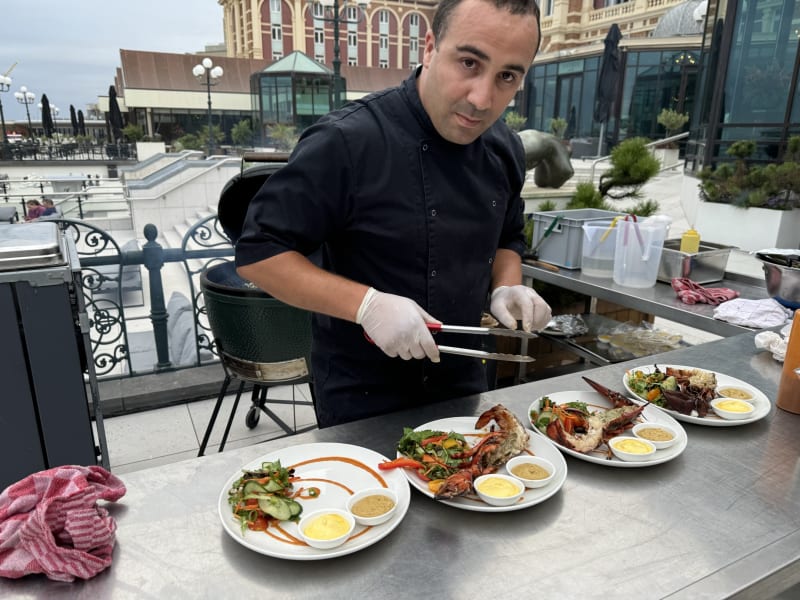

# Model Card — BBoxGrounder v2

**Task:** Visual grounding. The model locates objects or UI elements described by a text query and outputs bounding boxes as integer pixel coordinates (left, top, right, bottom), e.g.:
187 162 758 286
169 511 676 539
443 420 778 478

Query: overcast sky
1 0 224 122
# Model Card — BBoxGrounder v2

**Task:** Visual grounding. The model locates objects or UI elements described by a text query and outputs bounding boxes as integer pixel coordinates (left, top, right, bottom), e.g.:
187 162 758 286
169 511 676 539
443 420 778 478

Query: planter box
653 148 680 169
694 202 800 251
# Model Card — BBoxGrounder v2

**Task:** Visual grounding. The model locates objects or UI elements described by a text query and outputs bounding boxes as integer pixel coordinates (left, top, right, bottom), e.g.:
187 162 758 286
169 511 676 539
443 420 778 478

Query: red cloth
671 277 740 305
0 465 126 582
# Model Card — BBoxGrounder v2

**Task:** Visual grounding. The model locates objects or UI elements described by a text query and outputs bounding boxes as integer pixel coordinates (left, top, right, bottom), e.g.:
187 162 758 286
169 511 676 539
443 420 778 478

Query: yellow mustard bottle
680 228 701 253
776 311 800 414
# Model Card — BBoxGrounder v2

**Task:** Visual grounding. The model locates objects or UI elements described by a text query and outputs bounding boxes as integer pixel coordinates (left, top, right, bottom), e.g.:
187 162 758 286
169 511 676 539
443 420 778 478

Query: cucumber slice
258 496 292 521
243 481 266 495
263 479 283 493
287 500 302 517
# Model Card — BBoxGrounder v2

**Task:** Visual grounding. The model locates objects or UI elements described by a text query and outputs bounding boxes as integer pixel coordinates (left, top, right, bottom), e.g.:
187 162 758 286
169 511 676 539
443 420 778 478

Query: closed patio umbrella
594 23 623 156
107 85 124 143
40 94 55 139
70 105 79 137
77 110 86 136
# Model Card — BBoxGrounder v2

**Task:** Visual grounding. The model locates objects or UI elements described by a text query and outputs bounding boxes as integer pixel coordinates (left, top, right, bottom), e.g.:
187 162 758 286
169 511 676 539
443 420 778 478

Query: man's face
418 0 539 145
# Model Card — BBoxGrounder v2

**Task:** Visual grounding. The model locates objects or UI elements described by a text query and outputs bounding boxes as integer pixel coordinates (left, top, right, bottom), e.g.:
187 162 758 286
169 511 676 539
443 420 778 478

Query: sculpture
517 129 574 189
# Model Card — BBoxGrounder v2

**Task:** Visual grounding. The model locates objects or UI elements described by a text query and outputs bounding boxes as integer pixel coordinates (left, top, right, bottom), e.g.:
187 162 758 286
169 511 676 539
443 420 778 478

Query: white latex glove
356 288 440 362
490 285 552 332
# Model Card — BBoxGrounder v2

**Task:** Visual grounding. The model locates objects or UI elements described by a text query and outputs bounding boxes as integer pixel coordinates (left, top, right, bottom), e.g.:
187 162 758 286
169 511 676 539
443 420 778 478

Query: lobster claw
582 376 636 408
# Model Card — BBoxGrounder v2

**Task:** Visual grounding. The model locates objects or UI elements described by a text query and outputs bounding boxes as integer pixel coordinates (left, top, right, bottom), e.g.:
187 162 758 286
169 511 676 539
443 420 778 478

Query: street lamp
315 0 370 109
14 86 36 139
192 57 223 156
0 75 11 156
52 105 60 142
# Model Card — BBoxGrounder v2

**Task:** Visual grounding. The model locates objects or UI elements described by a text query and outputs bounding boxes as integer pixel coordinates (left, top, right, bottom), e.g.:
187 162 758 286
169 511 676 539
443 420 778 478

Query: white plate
399 416 567 512
218 442 410 560
527 391 688 467
622 364 772 426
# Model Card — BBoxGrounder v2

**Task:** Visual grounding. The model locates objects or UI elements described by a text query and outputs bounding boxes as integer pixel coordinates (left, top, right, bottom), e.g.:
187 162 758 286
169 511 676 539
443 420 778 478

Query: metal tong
363 323 537 362
426 323 536 363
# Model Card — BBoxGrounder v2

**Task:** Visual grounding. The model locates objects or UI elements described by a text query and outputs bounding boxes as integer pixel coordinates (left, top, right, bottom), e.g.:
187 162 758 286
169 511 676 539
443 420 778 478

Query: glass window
261 76 293 125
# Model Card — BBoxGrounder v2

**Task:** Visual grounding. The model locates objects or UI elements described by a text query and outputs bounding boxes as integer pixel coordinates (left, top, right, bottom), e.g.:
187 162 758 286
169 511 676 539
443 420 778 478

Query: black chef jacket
236 69 528 427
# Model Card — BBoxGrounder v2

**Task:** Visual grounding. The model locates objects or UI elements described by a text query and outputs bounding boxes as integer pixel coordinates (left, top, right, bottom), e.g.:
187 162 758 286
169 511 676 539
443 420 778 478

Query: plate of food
218 442 410 560
623 364 772 426
527 388 688 467
379 404 567 512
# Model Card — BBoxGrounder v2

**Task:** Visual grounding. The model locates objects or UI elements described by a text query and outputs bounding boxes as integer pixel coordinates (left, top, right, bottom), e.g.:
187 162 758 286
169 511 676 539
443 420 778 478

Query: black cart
0 222 108 490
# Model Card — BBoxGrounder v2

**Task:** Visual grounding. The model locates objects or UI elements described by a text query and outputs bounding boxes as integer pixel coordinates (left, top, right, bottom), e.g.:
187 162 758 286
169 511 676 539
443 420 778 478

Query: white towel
713 298 793 328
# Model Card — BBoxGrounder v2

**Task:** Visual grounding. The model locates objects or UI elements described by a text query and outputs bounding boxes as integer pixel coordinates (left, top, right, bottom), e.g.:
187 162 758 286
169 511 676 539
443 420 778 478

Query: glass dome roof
651 0 707 37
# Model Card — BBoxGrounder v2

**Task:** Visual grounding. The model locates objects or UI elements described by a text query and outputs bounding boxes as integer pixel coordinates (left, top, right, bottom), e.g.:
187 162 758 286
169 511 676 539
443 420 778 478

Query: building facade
102 0 798 164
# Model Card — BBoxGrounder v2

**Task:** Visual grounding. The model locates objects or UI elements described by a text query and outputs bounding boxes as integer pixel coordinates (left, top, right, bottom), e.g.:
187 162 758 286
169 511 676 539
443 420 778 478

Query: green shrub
504 111 527 132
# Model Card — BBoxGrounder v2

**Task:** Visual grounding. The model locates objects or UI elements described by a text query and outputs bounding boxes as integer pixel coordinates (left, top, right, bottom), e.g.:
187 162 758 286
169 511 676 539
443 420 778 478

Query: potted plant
694 136 800 249
655 108 689 165
549 116 568 139
503 110 527 132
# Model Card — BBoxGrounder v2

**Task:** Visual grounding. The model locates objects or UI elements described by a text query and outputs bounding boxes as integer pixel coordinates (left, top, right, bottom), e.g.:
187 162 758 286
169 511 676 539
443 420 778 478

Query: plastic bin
530 209 626 269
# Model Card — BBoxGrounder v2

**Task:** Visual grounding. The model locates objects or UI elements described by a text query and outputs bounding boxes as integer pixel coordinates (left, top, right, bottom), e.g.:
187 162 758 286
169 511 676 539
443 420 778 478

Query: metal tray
0 223 66 271
657 239 732 284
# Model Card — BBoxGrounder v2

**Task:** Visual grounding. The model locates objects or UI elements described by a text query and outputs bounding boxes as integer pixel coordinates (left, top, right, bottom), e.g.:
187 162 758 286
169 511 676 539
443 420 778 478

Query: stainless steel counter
523 264 770 337
2 333 798 599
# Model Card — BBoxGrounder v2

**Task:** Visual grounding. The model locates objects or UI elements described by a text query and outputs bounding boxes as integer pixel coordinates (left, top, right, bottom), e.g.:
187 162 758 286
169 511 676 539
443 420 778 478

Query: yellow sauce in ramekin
612 438 653 454
303 513 350 540
476 476 520 498
715 399 753 413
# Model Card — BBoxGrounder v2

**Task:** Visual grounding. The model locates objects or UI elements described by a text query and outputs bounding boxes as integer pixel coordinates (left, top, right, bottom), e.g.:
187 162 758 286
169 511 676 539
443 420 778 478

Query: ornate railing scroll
56 218 134 376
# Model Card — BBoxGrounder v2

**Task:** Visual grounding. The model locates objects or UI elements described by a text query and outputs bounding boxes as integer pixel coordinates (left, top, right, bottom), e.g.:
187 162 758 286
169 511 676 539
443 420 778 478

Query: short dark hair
431 0 541 54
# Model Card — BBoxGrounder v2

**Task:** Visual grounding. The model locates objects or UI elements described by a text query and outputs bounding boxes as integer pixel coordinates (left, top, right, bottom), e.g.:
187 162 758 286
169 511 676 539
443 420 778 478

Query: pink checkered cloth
671 277 740 305
0 465 126 582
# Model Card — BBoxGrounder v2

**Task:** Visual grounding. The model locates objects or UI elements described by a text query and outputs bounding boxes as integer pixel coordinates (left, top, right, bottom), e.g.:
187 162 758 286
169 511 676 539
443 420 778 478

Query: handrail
53 215 233 379
587 132 690 183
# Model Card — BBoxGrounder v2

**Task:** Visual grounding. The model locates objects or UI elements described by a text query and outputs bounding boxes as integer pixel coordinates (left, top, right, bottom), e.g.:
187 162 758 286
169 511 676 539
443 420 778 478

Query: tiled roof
119 49 269 93
118 49 410 96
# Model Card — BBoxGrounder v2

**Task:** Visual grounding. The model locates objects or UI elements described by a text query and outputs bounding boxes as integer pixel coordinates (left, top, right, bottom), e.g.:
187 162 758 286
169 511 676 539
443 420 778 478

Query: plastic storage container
581 220 618 278
613 218 669 288
530 209 626 269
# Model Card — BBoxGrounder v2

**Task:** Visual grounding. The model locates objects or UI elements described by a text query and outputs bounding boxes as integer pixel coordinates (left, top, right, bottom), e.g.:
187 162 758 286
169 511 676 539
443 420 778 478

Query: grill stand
197 353 315 456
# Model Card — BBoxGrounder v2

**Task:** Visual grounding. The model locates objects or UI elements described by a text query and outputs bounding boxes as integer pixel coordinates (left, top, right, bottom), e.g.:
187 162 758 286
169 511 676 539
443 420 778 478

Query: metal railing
1 141 138 161
53 214 233 379
1 176 128 222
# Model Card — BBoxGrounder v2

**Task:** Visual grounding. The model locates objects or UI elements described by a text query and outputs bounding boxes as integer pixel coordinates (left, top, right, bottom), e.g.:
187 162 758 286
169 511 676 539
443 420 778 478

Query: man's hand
490 285 552 332
356 288 441 362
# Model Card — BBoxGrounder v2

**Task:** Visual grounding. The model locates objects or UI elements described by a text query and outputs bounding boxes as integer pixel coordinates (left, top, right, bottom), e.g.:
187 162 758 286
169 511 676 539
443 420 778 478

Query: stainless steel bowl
760 260 800 309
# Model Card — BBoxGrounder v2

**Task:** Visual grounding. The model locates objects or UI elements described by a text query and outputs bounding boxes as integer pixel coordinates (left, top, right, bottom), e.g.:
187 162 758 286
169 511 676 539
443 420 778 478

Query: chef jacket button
431 209 437 217
488 257 493 264
492 200 497 207
422 144 428 151
431 270 437 277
